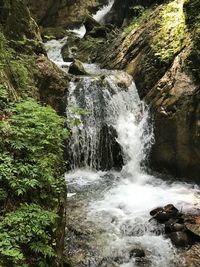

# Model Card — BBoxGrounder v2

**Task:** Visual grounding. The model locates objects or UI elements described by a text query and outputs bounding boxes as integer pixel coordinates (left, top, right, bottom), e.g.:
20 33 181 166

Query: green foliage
0 31 31 94
0 99 68 202
0 99 68 265
123 6 150 34
151 0 188 63
0 84 10 110
9 59 29 90
0 32 13 69
66 106 89 128
0 204 58 266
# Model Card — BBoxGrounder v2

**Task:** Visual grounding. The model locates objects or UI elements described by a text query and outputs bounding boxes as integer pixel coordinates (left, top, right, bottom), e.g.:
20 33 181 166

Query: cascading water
65 71 200 267
43 2 200 266
65 71 134 170
93 0 114 22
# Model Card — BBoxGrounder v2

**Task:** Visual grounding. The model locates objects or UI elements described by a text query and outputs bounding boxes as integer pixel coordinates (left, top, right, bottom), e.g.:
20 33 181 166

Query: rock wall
94 0 200 181
26 0 108 28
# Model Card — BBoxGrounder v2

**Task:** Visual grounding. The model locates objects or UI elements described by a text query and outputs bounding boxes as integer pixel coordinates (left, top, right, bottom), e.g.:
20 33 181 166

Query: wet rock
165 220 186 234
36 55 69 114
61 34 80 62
129 248 145 258
186 223 200 239
98 258 119 267
88 26 108 38
150 204 180 223
150 207 163 216
181 243 200 267
41 26 68 41
68 60 88 75
164 204 179 213
84 15 101 35
168 231 191 247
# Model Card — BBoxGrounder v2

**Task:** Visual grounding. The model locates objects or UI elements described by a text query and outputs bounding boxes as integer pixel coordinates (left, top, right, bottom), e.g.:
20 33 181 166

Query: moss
151 0 188 63
0 31 40 100
184 0 200 82
123 7 152 34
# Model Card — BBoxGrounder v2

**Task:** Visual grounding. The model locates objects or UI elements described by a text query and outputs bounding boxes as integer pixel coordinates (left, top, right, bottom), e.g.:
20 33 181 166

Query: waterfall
93 0 114 22
43 2 200 266
65 69 199 266
66 71 139 170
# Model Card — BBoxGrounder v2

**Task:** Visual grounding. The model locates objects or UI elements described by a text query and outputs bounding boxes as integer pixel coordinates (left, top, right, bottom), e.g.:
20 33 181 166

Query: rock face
35 55 69 114
103 0 166 26
146 47 200 181
94 0 200 182
26 0 108 28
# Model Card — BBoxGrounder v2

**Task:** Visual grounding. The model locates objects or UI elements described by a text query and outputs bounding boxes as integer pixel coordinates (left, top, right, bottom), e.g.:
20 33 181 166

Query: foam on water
45 36 68 64
44 3 200 264
93 0 114 22
84 83 200 265
65 70 200 265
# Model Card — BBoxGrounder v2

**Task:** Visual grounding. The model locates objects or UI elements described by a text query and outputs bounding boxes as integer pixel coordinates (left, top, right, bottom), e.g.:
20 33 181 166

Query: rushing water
44 2 200 266
65 72 199 267
93 0 114 22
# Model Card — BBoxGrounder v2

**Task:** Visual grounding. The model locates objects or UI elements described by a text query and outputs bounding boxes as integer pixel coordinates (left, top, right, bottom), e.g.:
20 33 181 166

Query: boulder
186 223 200 240
150 207 163 216
165 219 186 234
84 15 101 35
68 60 88 75
88 26 108 38
36 55 69 114
150 204 180 223
168 231 191 247
129 248 145 258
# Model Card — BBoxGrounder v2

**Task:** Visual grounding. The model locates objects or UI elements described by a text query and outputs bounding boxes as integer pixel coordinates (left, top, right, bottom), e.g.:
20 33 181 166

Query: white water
66 71 135 169
65 74 200 266
93 0 114 22
45 0 114 64
71 0 114 38
45 37 68 66
44 2 200 265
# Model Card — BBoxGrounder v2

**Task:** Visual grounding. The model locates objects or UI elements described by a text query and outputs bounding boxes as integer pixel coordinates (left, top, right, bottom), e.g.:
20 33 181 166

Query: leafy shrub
0 99 67 203
0 204 58 267
0 99 68 265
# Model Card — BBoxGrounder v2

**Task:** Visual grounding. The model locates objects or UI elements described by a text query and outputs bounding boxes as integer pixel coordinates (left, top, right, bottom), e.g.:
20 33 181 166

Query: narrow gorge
0 0 200 267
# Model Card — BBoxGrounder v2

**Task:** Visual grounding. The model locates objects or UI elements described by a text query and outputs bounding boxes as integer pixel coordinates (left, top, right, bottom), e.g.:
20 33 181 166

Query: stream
45 2 200 266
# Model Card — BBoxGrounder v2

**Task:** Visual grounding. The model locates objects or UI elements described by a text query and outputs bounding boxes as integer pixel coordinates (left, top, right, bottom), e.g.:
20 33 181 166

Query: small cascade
65 68 200 267
44 37 70 68
93 0 114 22
66 71 138 170
43 3 200 266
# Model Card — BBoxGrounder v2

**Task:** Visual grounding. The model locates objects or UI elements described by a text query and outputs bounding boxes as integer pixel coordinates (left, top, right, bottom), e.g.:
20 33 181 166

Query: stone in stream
165 219 186 234
84 15 101 35
68 60 88 75
168 231 191 247
129 248 145 258
150 204 200 249
149 207 163 216
150 204 180 223
185 223 200 240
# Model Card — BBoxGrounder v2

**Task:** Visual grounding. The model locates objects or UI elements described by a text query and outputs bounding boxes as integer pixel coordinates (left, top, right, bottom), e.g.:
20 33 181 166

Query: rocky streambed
42 2 200 266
